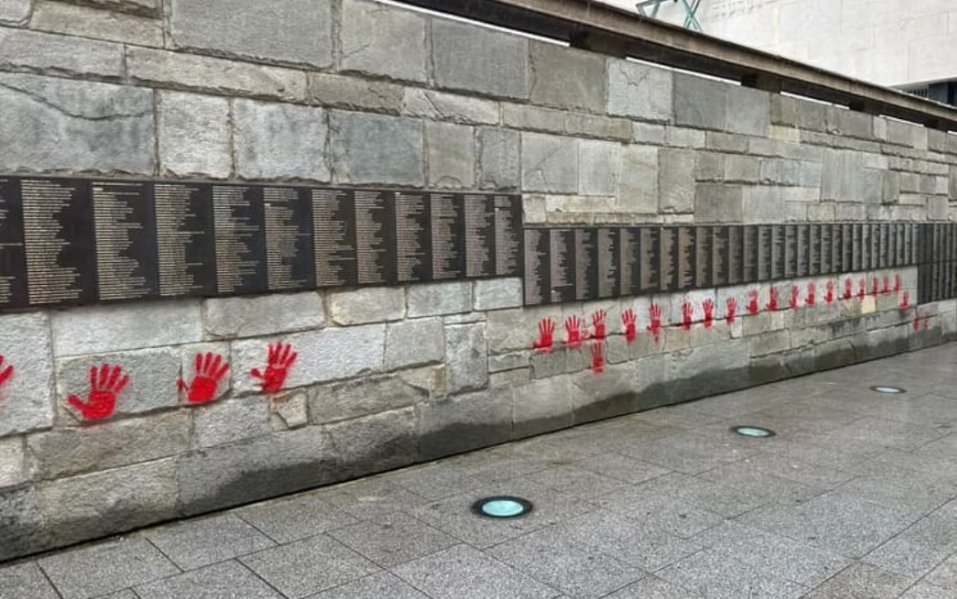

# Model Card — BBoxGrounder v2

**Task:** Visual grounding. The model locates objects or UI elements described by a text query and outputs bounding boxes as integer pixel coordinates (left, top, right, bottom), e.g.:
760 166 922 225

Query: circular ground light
730 426 776 438
870 385 906 395
471 496 534 519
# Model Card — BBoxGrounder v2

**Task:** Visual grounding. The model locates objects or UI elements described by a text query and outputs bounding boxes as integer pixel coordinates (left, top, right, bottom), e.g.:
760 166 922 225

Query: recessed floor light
471 496 533 519
870 385 906 395
731 426 776 438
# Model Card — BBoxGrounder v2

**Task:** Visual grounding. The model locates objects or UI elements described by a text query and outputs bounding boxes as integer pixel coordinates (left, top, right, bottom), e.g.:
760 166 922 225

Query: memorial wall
0 0 956 561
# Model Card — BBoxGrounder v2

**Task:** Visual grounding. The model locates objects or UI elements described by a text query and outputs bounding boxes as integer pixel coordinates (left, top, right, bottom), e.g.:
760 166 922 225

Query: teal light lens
871 386 905 395
731 426 775 438
472 496 533 519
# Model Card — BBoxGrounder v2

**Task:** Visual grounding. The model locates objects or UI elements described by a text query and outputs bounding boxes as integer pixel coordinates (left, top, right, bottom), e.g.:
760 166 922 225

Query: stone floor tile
697 461 828 506
523 465 633 498
603 575 703 598
617 433 756 475
864 503 957 578
315 477 425 519
836 466 957 517
134 560 281 599
144 514 276 570
239 534 379 598
595 483 724 539
0 561 59 599
741 451 859 489
656 548 809 599
38 537 179 599
804 562 913 598
391 545 559 599
327 511 457 567
235 490 359 543
899 581 954 598
858 393 957 427
923 553 957 590
307 571 428 599
822 417 949 452
389 463 485 500
569 452 671 485
94 591 138 599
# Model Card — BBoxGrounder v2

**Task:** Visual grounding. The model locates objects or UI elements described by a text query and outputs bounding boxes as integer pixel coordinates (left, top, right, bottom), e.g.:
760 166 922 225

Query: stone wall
1 0 957 561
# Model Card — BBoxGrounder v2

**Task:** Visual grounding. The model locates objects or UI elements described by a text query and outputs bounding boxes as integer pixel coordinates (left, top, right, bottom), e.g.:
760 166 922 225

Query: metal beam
393 0 957 131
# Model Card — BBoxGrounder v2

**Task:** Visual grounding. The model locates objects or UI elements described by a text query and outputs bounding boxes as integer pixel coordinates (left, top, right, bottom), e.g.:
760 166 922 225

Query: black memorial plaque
596 228 620 299
212 184 268 295
869 223 880 270
808 224 821 276
575 228 599 301
830 224 842 274
523 228 549 305
91 180 159 302
0 178 28 308
678 226 696 290
463 194 493 279
820 224 832 274
756 225 771 282
494 195 523 277
430 193 465 281
660 227 679 292
771 225 787 280
640 227 661 293
154 182 216 297
263 186 315 291
841 224 853 272
21 178 97 306
395 191 432 283
312 188 358 287
696 226 713 288
785 225 799 278
549 229 576 303
619 228 640 296
355 190 397 285
851 224 863 272
878 223 889 269
886 223 897 268
730 225 746 284
894 223 905 266
712 226 730 286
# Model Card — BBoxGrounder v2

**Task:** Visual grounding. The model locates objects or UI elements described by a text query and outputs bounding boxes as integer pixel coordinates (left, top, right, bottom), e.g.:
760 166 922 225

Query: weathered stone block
327 287 404 325
431 18 528 100
56 347 181 420
418 389 511 459
759 158 801 186
477 128 520 191
231 325 385 392
52 300 202 356
821 149 864 202
82 0 158 14
512 375 573 438
271 391 308 430
385 318 445 370
306 72 402 113
488 351 529 373
619 145 658 213
825 106 873 139
502 103 565 133
632 122 666 144
404 89 499 125
330 111 424 186
0 437 24 489
474 278 523 311
324 407 416 476
30 1 163 46
203 292 324 339
341 0 426 82
0 312 53 436
607 59 672 122
725 155 760 182
674 74 727 131
408 281 471 317
0 73 154 175
529 42 605 112
665 126 706 148
750 330 791 356
695 151 725 181
233 99 329 181
578 139 620 196
726 85 770 137
659 148 696 213
194 397 271 448
565 112 631 141
742 187 786 223
521 132 578 193
0 487 46 561
0 27 124 79
310 372 429 424
157 91 230 179
0 0 31 23
445 323 488 394
169 0 332 68
695 184 743 223
427 122 474 188
127 47 307 102
771 95 825 131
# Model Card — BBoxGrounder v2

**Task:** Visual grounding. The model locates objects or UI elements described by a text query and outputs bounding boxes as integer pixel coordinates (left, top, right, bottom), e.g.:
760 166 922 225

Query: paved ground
7 344 957 599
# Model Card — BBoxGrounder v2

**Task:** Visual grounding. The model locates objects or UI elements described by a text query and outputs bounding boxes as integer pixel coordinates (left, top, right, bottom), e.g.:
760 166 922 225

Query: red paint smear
0 356 12 388
251 342 297 394
747 289 760 315
68 363 129 422
825 280 835 304
590 341 605 374
682 301 694 331
532 317 556 353
564 315 586 350
703 299 715 329
726 297 738 326
767 287 779 311
178 352 229 404
622 309 637 344
591 309 608 341
806 282 817 306
844 278 853 300
648 303 663 344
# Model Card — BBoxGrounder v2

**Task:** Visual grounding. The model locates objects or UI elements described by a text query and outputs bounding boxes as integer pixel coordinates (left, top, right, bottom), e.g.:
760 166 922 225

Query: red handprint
67 364 129 422
0 356 13 388
748 289 760 315
703 299 715 329
178 352 230 405
648 303 663 344
858 278 866 300
914 312 923 331
622 309 638 344
251 342 297 394
768 286 779 311
564 316 586 350
532 318 556 353
726 297 738 326
682 301 694 331
871 278 879 297
882 276 891 296
591 310 608 341
844 278 853 300
894 274 902 293
790 285 800 311
900 291 910 311
806 282 817 306
825 280 836 304
590 341 605 374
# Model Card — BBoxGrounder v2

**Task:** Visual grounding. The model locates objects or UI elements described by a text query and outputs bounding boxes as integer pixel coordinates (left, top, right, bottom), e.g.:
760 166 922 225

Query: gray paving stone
316 477 424 520
804 563 914 599
135 560 282 599
657 548 809 599
605 576 702 598
235 490 358 543
240 534 379 598
145 514 275 570
328 511 457 568
391 545 558 599
310 571 428 599
571 452 670 485
864 501 957 578
0 561 59 599
923 553 957 591
524 465 632 498
899 582 954 599
39 537 179 599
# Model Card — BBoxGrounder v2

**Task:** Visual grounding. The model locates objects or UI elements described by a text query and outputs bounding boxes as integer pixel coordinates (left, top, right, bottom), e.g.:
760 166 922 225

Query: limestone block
886 120 927 149
665 126 706 148
726 155 761 183
488 351 529 373
695 152 724 182
579 140 620 196
192 397 270 448
231 325 385 392
742 187 786 223
706 132 749 153
529 42 605 112
760 159 801 186
157 92 230 179
30 1 163 46
407 281 471 317
522 132 578 193
824 106 873 139
127 47 307 102
565 112 631 141
477 128 520 191
0 487 45 561
233 99 329 181
329 111 424 186
607 59 672 122
0 437 24 488
695 183 742 223
659 148 695 213
404 89 499 125
27 411 188 480
750 330 791 357
0 27 123 79
177 341 230 404
512 375 573 438
445 323 488 394
312 371 429 425
927 196 948 220
0 312 53 436
341 0 426 82
633 122 666 144
0 73 154 175
307 72 403 113
432 18 528 100
270 391 308 430
384 318 445 370
56 347 181 420
326 286 404 326
726 85 770 137
502 103 565 134
821 149 864 202
619 145 658 213
169 0 332 68
324 407 416 476
427 122 474 188
80 0 158 14
203 292 324 339
673 74 727 131
39 459 177 546
52 300 202 356
491 368 529 389
474 278 522 311
0 0 31 24
771 96 825 132
418 388 511 459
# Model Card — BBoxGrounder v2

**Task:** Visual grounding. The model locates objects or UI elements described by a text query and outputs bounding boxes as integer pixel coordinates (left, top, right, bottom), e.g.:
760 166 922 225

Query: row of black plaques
0 176 523 309
524 223 923 305
917 223 957 304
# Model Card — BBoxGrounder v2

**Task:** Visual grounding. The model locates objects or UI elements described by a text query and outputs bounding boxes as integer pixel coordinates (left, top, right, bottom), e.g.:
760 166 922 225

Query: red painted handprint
894 273 902 293
806 282 817 306
622 309 638 344
0 356 13 388
871 278 880 297
900 291 910 310
68 364 129 422
790 285 800 310
748 289 760 315
858 278 866 300
682 301 694 331
590 341 605 374
178 352 230 405
251 342 297 394
532 317 556 353
726 297 738 326
914 312 923 331
844 278 853 300
882 276 891 296
825 280 835 304
591 310 608 341
703 299 715 329
564 316 586 350
767 286 779 311
648 303 663 344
